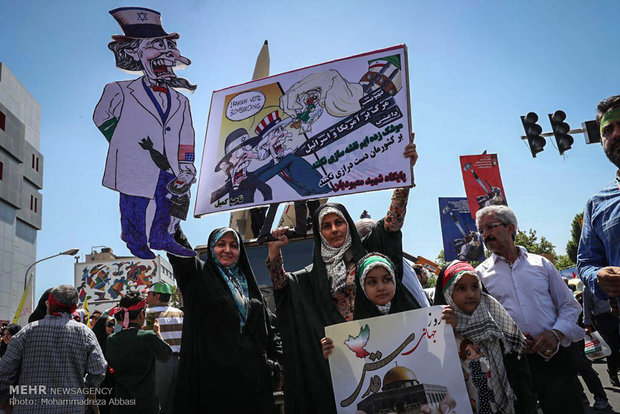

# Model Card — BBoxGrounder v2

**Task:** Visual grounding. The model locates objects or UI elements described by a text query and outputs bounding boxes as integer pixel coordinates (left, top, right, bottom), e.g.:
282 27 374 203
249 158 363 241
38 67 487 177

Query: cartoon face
299 89 321 108
364 266 395 306
223 142 258 189
464 343 482 360
129 37 191 81
265 126 292 158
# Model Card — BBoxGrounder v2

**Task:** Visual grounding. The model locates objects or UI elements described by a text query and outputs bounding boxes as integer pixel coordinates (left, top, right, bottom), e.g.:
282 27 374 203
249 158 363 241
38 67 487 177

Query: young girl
321 252 421 358
435 260 525 414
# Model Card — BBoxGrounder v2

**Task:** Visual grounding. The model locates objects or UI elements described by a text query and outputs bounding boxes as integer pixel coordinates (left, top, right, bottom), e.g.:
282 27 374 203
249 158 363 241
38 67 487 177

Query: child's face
451 273 481 314
364 266 395 306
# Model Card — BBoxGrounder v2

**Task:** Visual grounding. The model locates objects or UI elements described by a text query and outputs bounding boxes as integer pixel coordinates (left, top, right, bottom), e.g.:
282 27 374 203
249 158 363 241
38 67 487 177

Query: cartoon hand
279 69 363 119
139 137 154 151
180 162 197 176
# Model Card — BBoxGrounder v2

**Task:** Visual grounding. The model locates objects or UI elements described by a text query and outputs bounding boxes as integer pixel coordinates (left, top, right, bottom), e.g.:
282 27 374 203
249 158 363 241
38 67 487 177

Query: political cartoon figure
253 110 330 196
93 7 196 259
210 128 273 206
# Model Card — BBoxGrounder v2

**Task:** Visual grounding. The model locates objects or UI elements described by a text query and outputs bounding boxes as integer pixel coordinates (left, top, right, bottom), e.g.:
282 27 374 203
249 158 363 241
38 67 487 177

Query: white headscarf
318 207 352 293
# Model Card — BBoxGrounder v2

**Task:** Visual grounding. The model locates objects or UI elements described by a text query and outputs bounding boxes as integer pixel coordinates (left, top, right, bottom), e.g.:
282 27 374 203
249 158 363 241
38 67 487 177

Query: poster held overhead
439 197 485 262
325 306 471 413
195 45 413 217
459 154 507 219
93 7 197 259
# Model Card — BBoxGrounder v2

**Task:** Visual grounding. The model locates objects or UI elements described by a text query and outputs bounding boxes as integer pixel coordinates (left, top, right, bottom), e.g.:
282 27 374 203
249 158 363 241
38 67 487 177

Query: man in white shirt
475 205 585 414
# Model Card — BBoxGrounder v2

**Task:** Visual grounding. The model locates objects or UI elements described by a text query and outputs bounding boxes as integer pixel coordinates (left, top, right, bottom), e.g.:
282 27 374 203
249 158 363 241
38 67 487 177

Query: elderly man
578 95 620 300
475 205 585 413
0 285 107 413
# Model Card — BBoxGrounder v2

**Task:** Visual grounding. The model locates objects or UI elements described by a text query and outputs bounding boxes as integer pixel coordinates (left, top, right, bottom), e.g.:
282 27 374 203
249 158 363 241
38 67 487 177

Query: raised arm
266 227 290 290
167 228 202 293
384 137 417 232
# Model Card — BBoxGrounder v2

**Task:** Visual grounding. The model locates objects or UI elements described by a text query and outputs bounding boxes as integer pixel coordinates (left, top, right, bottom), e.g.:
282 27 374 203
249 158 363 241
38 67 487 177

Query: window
0 160 3 180
31 154 35 169
35 157 39 172
34 197 37 213
0 110 5 131
30 195 33 210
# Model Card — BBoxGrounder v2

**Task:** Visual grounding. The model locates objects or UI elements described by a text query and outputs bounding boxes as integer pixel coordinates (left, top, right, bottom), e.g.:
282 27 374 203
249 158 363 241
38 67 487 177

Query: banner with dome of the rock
195 45 412 216
324 306 472 414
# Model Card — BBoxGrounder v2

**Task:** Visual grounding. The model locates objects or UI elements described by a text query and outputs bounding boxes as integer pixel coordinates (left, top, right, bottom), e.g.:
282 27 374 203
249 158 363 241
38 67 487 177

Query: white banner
195 45 412 216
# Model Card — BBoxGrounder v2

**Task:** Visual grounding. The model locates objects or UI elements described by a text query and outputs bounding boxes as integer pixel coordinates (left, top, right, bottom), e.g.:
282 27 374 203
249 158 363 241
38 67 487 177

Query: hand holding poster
459 154 507 218
325 306 471 414
439 198 485 262
195 45 413 216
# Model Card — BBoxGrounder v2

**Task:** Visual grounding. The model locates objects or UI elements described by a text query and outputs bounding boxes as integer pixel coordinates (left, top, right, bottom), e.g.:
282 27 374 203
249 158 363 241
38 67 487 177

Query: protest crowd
0 4 619 413
0 94 617 414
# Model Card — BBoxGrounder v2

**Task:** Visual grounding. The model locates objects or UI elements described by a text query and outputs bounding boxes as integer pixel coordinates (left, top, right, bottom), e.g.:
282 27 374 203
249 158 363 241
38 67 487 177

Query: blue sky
2 0 618 299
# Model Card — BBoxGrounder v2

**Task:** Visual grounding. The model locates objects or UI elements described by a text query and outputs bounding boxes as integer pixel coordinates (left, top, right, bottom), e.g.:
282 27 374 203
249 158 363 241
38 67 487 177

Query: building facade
74 247 175 312
0 63 42 325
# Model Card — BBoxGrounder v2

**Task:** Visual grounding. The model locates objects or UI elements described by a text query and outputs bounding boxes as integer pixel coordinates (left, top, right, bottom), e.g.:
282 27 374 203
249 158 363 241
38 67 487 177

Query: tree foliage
566 212 584 264
514 229 555 255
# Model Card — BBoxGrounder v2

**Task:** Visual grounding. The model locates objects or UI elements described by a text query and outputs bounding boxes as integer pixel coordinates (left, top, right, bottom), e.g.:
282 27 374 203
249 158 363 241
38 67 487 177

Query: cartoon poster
325 306 471 414
195 45 412 216
459 154 507 218
439 198 485 262
93 7 197 259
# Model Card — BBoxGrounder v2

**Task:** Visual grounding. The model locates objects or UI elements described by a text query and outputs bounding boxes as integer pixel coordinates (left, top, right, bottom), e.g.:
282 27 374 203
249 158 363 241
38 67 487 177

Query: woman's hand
321 337 334 359
267 227 290 261
403 133 418 167
442 306 457 329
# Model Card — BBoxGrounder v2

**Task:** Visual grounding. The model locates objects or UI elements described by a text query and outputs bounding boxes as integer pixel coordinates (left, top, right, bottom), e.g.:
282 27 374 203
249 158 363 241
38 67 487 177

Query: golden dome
383 365 417 387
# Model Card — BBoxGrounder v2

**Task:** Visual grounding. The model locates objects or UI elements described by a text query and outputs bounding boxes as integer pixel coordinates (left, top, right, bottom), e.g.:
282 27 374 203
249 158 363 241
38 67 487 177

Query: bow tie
152 86 168 93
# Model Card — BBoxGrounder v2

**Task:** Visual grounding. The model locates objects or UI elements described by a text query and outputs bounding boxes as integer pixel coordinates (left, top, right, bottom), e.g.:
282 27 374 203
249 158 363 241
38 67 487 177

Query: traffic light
521 112 545 157
548 110 574 155
582 120 601 144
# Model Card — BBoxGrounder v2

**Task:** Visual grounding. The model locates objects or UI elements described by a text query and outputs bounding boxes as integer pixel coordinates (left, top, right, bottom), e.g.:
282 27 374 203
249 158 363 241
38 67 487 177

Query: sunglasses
106 322 116 328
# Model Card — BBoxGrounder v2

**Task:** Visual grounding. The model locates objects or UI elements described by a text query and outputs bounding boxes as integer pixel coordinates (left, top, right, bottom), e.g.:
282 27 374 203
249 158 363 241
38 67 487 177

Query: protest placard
195 45 412 216
459 154 507 218
439 197 485 262
325 306 471 414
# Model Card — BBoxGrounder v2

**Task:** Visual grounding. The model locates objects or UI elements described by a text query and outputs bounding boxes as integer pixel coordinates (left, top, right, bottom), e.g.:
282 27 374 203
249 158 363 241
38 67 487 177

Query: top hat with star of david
109 7 179 42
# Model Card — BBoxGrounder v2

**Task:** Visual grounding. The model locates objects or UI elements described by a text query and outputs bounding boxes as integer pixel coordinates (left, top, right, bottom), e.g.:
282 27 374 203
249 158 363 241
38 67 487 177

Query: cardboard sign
325 306 471 414
439 197 485 262
195 45 412 216
459 154 507 218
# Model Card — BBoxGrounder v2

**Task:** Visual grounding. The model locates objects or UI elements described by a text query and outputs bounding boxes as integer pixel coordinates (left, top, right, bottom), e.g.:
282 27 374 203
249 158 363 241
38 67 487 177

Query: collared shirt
0 313 107 413
582 287 612 326
577 173 620 298
145 305 183 353
476 246 584 346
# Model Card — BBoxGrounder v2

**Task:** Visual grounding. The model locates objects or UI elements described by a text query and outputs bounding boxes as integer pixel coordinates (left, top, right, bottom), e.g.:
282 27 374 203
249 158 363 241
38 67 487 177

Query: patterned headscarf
357 253 396 315
209 228 250 327
318 207 352 292
443 260 525 414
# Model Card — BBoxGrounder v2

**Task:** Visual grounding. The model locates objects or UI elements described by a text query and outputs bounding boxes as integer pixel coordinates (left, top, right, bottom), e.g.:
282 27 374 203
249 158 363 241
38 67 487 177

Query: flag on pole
83 296 91 327
13 274 33 324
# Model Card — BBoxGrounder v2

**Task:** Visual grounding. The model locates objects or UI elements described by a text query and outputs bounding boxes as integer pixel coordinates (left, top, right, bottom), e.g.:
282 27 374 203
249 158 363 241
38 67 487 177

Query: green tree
554 254 575 271
566 212 584 263
514 229 556 256
170 285 183 309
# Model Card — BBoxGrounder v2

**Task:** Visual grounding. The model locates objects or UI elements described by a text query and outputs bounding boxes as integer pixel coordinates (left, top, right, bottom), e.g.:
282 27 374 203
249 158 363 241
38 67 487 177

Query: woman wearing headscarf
0 324 21 359
266 141 418 413
167 227 282 414
28 287 52 323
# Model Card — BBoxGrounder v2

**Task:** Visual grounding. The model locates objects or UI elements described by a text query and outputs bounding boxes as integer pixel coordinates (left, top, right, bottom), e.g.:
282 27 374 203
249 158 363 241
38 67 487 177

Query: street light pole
23 248 80 290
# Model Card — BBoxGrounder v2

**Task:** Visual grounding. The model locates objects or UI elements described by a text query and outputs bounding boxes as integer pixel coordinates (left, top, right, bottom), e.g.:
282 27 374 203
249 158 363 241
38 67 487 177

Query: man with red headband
0 285 107 412
107 291 172 413
475 205 587 413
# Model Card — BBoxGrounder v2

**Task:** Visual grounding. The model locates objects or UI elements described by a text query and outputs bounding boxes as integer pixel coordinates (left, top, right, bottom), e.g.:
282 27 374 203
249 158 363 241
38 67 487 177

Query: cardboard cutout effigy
195 45 412 216
94 7 197 259
325 306 471 414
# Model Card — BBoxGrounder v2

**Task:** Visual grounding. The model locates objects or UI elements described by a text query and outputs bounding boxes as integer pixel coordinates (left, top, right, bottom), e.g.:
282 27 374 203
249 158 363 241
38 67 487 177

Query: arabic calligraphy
340 332 416 407
330 170 408 193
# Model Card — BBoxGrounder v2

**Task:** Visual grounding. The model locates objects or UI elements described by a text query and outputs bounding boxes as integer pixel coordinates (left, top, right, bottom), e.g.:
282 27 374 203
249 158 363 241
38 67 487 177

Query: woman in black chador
168 227 282 414
266 142 419 414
